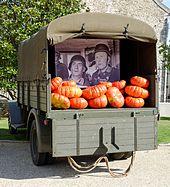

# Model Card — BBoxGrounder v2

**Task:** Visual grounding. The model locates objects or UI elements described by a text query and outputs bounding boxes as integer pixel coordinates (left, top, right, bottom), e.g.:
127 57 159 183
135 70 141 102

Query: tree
159 44 170 70
0 0 87 100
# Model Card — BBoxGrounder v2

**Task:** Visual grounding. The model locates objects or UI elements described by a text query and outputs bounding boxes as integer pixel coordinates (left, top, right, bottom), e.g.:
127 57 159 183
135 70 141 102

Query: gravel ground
0 141 170 187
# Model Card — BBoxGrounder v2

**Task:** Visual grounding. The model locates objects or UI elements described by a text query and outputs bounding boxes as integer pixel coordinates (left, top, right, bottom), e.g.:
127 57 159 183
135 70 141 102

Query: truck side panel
18 81 47 112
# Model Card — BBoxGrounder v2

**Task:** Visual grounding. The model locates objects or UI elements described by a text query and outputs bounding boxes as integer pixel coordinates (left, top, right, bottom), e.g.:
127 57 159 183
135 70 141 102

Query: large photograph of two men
54 39 120 88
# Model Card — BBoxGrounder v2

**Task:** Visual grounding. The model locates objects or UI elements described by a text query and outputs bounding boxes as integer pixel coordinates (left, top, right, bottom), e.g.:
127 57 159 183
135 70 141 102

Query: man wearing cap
69 55 90 87
55 51 69 80
91 43 119 85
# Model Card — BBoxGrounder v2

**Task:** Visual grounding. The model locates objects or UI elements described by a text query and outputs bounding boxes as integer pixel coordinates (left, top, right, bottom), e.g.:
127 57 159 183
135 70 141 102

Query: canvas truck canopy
17 12 157 81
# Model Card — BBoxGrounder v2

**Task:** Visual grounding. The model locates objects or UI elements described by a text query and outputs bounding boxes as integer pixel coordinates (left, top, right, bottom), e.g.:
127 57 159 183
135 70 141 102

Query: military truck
16 12 158 167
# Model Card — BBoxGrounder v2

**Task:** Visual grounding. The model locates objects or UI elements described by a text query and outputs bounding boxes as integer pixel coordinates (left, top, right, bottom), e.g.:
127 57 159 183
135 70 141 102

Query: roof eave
153 0 170 14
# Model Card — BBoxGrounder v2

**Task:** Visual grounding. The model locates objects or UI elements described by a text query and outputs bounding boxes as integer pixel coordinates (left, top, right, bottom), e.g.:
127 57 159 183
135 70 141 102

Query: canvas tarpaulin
17 12 157 81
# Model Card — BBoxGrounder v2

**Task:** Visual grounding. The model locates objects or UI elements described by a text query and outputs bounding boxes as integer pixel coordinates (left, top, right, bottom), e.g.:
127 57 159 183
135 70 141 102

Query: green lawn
0 117 170 143
158 117 170 144
0 118 27 141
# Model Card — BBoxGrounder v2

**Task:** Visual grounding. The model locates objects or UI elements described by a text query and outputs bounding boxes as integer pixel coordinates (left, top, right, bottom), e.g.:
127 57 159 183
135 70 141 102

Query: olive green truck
16 13 159 166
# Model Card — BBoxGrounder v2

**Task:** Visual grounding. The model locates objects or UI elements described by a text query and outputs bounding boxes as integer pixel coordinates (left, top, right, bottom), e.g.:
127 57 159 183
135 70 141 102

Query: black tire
30 120 48 166
122 152 133 159
108 153 125 160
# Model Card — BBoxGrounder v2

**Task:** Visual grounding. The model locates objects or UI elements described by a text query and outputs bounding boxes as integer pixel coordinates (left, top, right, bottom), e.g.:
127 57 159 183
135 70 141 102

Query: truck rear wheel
122 152 133 159
30 120 48 166
108 153 125 160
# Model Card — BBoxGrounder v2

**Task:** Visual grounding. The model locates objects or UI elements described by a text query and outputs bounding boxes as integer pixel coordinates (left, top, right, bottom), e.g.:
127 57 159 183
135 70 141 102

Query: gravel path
0 141 170 187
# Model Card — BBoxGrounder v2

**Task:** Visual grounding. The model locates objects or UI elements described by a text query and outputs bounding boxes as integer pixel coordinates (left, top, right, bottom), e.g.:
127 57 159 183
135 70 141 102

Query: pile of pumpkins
51 76 149 109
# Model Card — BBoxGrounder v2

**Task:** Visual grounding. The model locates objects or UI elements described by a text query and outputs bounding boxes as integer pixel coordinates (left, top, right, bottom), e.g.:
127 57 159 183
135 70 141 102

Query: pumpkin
125 85 149 99
125 96 144 108
62 80 77 87
99 81 112 88
112 80 126 90
120 89 125 95
70 97 88 109
51 77 62 92
55 86 82 98
106 87 124 108
51 93 70 109
82 85 107 100
88 95 108 108
130 76 149 88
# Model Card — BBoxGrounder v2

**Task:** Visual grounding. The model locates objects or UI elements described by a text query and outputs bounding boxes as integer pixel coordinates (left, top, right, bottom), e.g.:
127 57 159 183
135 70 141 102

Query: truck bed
49 108 158 157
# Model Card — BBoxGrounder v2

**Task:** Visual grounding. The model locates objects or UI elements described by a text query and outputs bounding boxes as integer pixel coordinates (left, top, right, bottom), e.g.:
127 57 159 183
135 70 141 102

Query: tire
108 153 125 160
122 152 133 159
30 120 48 166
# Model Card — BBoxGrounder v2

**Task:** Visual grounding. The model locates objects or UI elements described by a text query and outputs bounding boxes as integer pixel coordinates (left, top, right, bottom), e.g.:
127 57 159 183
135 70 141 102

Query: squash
82 84 107 100
70 97 88 109
99 81 112 88
125 96 144 108
125 85 149 99
106 87 124 108
51 77 62 92
62 80 77 87
51 93 70 109
88 95 108 108
55 86 82 98
130 76 149 88
120 89 125 95
112 80 126 90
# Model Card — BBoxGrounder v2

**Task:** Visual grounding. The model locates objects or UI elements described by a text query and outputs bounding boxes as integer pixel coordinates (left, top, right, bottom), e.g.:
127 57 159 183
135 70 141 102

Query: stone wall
82 0 169 103
82 0 168 43
81 1 168 62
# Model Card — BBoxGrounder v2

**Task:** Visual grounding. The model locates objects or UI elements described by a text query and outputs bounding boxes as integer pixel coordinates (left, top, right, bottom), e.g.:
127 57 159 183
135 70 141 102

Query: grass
0 117 170 143
0 118 27 141
158 117 170 144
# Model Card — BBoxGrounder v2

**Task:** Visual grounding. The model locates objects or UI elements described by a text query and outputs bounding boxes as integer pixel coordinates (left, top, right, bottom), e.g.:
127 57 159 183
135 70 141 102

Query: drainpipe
160 17 169 102
163 17 170 102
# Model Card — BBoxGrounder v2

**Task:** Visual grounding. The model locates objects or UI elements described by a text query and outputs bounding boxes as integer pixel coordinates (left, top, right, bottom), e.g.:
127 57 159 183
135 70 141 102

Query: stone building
82 0 170 105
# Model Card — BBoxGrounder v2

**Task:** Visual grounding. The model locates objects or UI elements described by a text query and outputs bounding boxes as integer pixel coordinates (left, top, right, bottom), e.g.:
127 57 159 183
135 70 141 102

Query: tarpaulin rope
67 152 135 178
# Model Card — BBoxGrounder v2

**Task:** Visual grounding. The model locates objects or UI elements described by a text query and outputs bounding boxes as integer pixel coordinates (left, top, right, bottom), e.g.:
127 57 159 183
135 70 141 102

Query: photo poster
54 39 120 88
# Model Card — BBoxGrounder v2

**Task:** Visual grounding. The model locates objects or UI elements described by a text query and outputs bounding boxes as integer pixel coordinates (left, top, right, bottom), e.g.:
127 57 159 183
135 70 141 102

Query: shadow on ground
0 142 128 180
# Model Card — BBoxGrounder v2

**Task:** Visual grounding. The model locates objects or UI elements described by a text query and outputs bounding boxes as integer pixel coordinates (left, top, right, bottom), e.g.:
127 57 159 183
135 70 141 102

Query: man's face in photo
71 61 85 76
95 51 109 70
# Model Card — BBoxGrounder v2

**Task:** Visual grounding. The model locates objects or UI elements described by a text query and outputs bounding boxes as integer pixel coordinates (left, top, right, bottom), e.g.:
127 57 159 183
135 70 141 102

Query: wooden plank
80 124 134 131
137 133 155 139
30 91 47 98
80 118 133 125
29 100 46 111
80 145 135 155
137 127 154 134
53 148 76 157
54 137 76 144
136 144 155 151
137 138 155 144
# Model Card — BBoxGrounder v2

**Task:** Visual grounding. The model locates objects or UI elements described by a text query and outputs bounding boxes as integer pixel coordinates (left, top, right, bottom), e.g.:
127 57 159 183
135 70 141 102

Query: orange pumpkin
125 96 145 108
51 93 70 109
125 85 149 99
51 77 62 92
130 76 149 88
62 80 77 87
112 80 126 90
99 81 112 88
88 95 108 108
106 87 124 108
55 86 82 98
120 89 125 95
70 97 88 109
82 85 107 100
